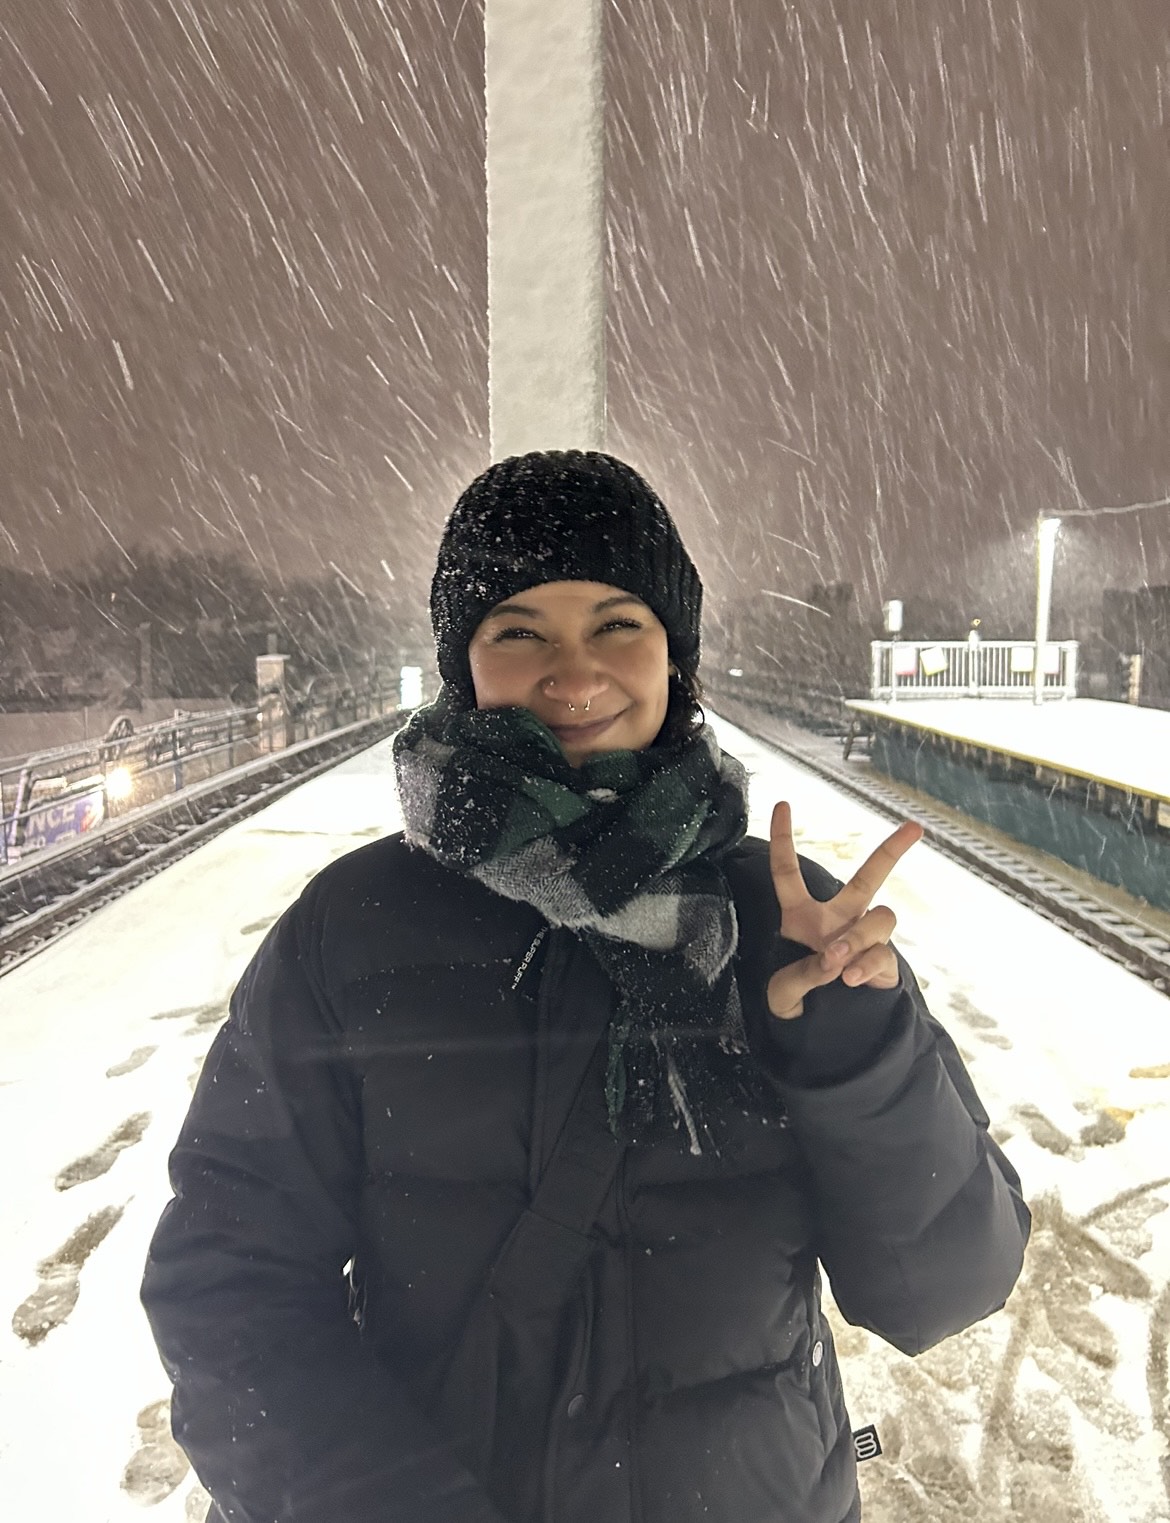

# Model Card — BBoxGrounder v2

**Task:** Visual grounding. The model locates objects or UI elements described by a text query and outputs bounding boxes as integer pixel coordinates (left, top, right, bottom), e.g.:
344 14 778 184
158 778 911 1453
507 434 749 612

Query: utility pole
1033 516 1061 705
485 0 605 458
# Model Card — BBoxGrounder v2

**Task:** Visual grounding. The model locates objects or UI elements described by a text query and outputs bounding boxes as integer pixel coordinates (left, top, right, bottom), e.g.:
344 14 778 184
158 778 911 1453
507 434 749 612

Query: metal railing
870 639 1079 701
1 674 403 865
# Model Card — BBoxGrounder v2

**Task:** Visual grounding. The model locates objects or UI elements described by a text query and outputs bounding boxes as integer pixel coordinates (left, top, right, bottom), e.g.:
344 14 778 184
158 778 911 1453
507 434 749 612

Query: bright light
729 668 743 677
399 665 423 708
1038 516 1062 548
105 766 134 803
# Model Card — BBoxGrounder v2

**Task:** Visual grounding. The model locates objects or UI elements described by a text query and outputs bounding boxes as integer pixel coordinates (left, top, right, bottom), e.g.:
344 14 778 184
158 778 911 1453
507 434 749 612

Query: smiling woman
468 581 673 761
142 450 1029 1523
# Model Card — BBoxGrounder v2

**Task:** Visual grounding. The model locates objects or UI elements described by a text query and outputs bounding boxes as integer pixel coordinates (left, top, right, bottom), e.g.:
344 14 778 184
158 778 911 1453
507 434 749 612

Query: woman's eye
489 619 640 643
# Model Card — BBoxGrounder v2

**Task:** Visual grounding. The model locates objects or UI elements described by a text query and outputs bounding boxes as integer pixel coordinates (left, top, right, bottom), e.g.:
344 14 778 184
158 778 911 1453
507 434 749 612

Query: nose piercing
549 677 590 716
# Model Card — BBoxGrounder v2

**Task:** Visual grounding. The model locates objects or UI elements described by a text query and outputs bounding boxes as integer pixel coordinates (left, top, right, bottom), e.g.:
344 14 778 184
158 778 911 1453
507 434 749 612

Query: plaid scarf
392 700 753 1152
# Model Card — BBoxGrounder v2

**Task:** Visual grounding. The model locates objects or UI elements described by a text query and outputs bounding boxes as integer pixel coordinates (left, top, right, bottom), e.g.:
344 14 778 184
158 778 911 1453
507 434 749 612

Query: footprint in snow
1013 1104 1075 1156
152 1001 221 1023
185 1481 213 1519
11 1204 124 1346
106 1045 157 1078
55 1112 151 1191
121 1398 190 1506
948 990 1014 1049
239 916 277 935
152 999 226 1035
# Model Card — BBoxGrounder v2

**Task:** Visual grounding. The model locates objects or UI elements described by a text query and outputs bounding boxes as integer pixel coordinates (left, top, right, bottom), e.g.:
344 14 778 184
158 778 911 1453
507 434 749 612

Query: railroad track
5 698 1168 997
0 711 404 973
717 697 1170 996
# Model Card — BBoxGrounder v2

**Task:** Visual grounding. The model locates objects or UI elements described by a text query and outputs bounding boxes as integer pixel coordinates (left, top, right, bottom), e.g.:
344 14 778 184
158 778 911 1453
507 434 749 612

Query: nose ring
549 677 590 716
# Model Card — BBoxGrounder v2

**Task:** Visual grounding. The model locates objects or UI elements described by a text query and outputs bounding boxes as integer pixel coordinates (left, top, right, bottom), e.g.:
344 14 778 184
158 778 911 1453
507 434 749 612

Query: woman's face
468 580 672 765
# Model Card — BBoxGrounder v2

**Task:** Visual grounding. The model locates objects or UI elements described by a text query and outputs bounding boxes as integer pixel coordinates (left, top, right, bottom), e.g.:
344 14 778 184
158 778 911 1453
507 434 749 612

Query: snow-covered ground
1 714 1168 1522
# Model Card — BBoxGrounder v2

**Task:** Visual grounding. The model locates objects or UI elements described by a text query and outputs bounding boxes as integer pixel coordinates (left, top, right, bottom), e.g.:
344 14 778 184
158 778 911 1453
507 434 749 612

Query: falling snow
0 0 1163 629
0 3 1168 1512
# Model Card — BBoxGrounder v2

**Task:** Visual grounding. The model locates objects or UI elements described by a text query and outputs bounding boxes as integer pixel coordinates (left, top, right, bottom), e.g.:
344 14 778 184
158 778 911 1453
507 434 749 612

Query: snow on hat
430 450 703 699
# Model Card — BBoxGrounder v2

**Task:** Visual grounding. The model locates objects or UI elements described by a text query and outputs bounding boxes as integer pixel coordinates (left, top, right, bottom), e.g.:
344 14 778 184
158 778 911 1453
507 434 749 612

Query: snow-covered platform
2 716 1169 1522
846 696 1170 911
846 696 1170 807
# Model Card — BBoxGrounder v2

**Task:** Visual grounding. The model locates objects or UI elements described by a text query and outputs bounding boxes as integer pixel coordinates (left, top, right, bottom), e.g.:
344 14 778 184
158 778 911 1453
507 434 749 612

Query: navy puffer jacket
142 833 1029 1523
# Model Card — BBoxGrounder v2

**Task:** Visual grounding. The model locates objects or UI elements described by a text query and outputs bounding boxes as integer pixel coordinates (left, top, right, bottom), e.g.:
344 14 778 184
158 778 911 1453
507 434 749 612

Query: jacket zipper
616 1151 643 1523
537 928 576 1523
526 926 559 1201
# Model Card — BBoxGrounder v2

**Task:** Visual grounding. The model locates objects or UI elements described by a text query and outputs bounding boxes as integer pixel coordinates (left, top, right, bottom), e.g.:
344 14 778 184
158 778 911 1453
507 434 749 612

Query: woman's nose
543 648 606 708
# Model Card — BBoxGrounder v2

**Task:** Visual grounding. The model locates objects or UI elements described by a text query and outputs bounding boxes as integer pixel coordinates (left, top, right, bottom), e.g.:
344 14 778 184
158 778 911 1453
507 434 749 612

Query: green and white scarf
392 699 753 1152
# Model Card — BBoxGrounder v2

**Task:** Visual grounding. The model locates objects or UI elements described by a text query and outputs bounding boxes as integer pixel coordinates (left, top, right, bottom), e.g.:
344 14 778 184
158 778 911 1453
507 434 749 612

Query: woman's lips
548 712 622 743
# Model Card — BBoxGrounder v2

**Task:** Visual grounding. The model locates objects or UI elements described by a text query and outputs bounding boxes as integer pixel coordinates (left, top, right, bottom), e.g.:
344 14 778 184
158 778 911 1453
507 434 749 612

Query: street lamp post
1033 515 1061 705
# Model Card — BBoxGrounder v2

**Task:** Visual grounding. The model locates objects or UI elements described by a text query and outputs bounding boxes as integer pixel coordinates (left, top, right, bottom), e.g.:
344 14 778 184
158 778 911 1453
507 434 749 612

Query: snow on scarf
392 700 754 1152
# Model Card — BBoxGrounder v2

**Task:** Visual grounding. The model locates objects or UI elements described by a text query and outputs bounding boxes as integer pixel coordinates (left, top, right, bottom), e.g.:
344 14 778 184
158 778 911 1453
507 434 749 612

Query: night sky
1 0 1167 637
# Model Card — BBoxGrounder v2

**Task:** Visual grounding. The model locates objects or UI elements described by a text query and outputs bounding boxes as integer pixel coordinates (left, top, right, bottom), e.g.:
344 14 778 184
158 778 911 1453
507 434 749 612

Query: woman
142 450 1029 1523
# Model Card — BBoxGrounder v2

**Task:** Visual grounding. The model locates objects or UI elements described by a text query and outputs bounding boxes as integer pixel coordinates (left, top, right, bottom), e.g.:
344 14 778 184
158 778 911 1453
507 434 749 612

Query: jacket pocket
427 1265 594 1522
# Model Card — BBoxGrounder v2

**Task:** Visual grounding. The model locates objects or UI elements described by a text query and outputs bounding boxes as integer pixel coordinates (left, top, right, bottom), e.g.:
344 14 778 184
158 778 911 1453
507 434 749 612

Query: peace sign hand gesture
766 801 924 1021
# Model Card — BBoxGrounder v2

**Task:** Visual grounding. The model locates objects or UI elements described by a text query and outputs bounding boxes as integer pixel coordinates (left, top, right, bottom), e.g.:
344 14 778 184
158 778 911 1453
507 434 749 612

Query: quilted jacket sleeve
140 886 509 1523
771 953 1030 1355
736 848 1030 1357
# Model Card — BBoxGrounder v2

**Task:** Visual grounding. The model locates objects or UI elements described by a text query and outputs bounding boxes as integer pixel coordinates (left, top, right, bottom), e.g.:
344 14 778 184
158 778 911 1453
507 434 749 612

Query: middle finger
839 821 923 911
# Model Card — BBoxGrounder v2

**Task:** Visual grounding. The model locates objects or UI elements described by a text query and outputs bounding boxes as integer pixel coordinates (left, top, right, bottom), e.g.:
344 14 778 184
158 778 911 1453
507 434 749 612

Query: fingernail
828 940 850 958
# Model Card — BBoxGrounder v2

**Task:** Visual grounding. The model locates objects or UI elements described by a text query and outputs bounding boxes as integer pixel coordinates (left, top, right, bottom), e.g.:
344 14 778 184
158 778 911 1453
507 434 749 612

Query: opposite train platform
846 696 1170 913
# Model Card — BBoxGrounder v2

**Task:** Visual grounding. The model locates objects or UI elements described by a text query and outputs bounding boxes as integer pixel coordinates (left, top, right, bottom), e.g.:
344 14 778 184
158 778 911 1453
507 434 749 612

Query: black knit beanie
430 450 703 700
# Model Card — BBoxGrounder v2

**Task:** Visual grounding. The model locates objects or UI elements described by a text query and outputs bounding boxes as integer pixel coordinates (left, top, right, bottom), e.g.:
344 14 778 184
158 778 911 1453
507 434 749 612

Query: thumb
767 942 851 1020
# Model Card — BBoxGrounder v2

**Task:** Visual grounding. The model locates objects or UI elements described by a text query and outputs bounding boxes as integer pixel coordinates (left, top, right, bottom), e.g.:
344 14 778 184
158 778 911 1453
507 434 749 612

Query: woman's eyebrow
483 594 646 621
592 594 646 612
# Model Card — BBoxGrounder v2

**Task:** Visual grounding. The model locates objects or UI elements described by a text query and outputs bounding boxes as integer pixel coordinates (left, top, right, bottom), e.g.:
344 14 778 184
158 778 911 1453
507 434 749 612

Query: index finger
769 800 811 911
840 819 924 909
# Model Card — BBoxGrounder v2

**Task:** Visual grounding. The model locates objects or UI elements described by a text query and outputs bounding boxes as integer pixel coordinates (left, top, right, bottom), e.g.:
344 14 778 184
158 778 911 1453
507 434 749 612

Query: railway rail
4 695 1168 997
0 710 405 973
717 696 1170 997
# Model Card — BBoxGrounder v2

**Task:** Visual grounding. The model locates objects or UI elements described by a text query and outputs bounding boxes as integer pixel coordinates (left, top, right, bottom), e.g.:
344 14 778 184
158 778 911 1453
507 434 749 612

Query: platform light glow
105 766 133 803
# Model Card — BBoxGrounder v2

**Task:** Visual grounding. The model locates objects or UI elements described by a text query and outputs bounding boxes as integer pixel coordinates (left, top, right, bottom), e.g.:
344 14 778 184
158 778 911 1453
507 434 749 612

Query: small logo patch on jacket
852 1425 882 1462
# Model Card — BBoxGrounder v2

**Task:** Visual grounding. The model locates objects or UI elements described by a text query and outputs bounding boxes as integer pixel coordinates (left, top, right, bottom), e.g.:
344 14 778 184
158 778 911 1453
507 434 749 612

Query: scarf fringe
664 1048 704 1157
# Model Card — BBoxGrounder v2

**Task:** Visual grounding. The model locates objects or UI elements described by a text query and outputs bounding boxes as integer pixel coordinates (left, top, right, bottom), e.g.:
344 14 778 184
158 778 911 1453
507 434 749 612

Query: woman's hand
766 800 923 1021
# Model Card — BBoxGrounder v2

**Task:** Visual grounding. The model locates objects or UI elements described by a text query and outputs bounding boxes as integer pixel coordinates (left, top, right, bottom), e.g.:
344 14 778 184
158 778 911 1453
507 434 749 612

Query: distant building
1102 586 1170 709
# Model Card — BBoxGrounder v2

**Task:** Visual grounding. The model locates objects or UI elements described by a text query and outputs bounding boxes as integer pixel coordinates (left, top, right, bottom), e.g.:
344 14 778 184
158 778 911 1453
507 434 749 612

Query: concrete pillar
256 651 290 751
485 0 606 458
